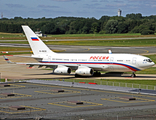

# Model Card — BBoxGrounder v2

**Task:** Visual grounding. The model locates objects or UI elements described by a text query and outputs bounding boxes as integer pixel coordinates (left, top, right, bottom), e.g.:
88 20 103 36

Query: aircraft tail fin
22 25 55 55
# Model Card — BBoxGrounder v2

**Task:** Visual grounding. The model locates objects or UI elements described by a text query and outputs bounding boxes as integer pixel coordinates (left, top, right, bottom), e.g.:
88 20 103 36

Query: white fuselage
40 53 155 72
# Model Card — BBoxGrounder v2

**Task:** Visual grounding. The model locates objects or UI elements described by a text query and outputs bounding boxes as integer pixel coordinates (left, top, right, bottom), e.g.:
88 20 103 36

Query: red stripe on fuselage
40 61 139 72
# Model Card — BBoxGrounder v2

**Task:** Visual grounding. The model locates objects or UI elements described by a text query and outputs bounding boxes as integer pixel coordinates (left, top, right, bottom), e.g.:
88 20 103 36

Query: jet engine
54 65 71 74
75 66 94 76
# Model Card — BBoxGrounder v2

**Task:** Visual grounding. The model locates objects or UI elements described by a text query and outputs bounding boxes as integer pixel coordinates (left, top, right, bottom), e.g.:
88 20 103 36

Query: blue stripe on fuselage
40 61 140 71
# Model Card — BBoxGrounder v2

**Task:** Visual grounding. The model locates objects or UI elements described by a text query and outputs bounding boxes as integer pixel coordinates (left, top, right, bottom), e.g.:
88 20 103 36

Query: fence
101 81 156 90
50 79 156 90
69 79 156 90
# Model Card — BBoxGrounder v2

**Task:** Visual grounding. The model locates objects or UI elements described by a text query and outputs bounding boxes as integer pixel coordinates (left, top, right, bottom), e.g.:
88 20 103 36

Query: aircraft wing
17 62 78 69
3 55 105 71
3 56 78 69
17 62 105 71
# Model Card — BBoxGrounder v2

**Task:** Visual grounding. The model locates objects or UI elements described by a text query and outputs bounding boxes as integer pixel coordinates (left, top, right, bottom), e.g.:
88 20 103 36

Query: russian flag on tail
31 37 39 41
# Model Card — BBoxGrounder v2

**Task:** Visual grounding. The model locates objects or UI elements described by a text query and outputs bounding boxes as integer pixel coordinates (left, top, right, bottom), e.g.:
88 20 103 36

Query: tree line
0 13 156 35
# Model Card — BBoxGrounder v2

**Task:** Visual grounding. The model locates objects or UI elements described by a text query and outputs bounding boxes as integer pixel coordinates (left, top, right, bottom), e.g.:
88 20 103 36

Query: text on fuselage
90 56 109 60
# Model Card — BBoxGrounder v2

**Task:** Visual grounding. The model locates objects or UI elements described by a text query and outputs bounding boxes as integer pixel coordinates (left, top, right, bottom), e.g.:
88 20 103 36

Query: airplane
4 25 155 77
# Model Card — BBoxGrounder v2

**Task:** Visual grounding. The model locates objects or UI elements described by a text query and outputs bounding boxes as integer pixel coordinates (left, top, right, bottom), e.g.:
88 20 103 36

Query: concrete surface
0 82 156 119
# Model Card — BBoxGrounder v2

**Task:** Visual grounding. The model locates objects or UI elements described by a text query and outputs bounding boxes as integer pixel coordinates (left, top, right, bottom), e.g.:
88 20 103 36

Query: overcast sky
1 0 156 19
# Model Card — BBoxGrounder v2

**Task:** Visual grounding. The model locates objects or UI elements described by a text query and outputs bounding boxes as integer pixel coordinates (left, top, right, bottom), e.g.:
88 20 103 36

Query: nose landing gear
131 72 136 78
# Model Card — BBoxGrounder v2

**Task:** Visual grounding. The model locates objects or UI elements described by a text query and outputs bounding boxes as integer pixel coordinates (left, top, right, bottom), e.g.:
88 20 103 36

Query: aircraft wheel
131 72 136 78
75 74 81 77
93 71 101 77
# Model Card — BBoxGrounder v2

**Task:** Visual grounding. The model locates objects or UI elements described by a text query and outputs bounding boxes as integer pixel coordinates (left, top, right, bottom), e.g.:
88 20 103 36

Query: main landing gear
93 71 101 77
75 71 101 77
131 72 136 78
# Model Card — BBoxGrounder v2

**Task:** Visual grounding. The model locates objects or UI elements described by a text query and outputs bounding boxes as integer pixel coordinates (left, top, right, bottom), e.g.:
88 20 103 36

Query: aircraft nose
152 62 155 66
149 62 155 67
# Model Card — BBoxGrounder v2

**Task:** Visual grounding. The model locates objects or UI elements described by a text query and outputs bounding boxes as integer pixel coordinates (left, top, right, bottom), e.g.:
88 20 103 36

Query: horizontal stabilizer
3 56 15 64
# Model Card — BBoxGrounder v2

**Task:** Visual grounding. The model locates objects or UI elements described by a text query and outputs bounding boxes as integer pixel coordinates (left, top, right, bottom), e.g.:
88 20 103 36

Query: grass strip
44 39 156 47
0 33 144 40
0 32 155 40
0 52 31 56
0 47 30 51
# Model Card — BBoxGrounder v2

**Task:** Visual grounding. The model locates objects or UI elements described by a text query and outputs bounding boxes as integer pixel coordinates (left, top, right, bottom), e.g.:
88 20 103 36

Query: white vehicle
4 25 155 77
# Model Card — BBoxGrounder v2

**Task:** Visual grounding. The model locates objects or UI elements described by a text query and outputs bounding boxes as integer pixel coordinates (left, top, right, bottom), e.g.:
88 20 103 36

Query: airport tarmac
0 82 156 119
1 43 156 54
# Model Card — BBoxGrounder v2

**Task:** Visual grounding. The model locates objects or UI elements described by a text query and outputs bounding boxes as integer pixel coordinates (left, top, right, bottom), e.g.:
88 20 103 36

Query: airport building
118 9 122 16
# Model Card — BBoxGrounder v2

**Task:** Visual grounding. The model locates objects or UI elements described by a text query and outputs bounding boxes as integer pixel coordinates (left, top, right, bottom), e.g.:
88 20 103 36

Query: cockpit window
143 59 153 63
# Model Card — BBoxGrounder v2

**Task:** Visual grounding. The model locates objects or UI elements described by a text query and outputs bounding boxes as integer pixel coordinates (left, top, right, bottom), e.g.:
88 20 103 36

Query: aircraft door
132 57 137 64
109 57 114 71
110 57 114 62
48 56 51 61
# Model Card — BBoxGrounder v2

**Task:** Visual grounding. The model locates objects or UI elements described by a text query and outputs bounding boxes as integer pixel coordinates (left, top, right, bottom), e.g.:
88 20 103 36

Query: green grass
45 39 156 47
0 41 28 44
0 52 31 56
0 79 9 82
48 33 141 37
135 67 156 74
0 79 5 82
0 32 150 40
0 32 24 39
0 47 31 55
0 46 30 51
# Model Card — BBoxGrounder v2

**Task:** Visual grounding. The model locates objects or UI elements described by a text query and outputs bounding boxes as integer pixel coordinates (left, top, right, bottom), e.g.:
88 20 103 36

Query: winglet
3 56 15 64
